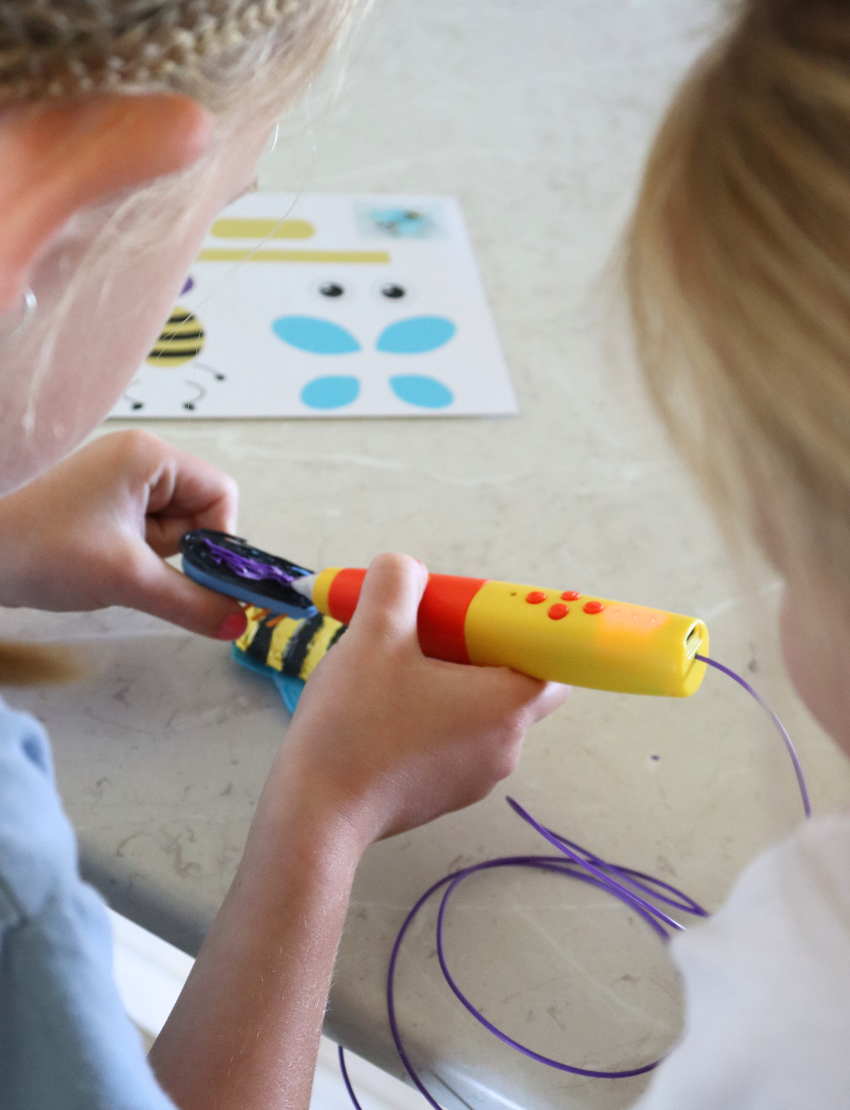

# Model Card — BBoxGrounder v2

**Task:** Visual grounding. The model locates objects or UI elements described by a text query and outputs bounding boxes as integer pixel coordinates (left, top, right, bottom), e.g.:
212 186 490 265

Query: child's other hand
0 430 246 639
271 554 570 845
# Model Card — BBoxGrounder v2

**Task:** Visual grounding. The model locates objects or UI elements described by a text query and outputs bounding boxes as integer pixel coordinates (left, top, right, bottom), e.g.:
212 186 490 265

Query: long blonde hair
0 0 361 686
625 0 850 590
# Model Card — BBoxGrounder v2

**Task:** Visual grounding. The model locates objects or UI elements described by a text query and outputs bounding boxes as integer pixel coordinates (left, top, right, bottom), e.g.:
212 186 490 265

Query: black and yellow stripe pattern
235 605 346 680
146 305 205 367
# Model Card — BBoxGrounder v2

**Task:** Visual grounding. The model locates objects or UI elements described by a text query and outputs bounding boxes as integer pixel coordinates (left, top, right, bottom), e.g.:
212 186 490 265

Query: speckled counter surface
5 3 850 1109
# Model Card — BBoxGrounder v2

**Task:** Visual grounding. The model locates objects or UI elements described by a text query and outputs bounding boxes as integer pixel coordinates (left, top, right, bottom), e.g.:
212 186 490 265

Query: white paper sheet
109 194 518 419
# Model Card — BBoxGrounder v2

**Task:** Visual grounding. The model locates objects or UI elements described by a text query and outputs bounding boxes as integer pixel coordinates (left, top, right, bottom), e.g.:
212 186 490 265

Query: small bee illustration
146 305 205 367
124 285 226 412
233 605 346 712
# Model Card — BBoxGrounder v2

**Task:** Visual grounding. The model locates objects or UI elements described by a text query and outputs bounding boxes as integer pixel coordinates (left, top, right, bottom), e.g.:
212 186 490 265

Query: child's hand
0 430 247 639
153 555 567 1108
271 553 570 845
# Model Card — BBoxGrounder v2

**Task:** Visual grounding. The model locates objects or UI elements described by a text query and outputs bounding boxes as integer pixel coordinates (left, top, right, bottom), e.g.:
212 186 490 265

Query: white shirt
636 812 850 1109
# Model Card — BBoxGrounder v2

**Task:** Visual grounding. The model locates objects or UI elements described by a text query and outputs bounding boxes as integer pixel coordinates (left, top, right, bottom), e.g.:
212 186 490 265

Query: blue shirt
0 698 176 1109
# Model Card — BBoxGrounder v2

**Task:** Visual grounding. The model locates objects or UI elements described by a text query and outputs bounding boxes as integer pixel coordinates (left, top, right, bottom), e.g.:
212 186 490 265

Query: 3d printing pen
291 567 708 697
180 530 709 697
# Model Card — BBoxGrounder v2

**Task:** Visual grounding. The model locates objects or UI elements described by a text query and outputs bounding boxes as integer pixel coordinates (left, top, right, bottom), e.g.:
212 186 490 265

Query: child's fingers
470 659 570 710
115 546 248 639
526 679 571 722
479 668 570 727
145 513 221 558
348 553 429 643
145 465 239 547
143 450 239 557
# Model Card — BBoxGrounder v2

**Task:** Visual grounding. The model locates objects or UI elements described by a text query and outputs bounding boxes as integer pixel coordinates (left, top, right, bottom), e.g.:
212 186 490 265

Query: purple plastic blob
339 656 811 1108
181 275 195 295
203 538 295 587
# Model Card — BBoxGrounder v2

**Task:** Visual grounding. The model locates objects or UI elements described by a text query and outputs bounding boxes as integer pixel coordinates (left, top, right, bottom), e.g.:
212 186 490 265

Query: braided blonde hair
0 0 360 113
625 0 850 592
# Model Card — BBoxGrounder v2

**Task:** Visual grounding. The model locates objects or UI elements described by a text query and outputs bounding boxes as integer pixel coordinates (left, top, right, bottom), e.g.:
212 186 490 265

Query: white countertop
5 2 850 1108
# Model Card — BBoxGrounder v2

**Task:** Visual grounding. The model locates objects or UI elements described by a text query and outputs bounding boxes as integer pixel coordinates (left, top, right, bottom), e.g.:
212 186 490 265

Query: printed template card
109 193 518 419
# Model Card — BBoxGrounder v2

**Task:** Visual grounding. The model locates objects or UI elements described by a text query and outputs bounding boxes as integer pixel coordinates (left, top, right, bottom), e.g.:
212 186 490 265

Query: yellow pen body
310 567 708 697
463 581 707 697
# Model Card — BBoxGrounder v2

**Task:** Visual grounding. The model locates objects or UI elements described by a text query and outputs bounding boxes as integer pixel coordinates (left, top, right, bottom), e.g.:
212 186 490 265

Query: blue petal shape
232 643 305 714
390 375 454 409
301 375 360 409
376 316 456 354
273 316 361 354
274 673 306 714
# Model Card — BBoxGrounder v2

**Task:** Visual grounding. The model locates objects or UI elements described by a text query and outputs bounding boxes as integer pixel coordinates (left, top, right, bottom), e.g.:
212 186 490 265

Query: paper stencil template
109 194 518 419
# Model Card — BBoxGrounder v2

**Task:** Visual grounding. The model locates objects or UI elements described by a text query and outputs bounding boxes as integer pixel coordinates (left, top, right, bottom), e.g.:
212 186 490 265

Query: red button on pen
526 590 547 605
562 591 581 601
548 603 568 620
583 600 604 614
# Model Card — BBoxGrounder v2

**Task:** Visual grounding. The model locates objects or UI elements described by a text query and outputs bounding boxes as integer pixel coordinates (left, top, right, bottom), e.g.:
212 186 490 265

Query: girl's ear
0 94 212 312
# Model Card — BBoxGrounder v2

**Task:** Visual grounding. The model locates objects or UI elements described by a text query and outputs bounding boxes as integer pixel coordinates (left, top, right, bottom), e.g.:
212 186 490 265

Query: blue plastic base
183 559 317 620
231 646 306 713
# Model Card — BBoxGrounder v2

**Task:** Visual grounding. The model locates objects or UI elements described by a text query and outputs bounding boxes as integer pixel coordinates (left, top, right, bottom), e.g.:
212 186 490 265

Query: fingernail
215 612 248 640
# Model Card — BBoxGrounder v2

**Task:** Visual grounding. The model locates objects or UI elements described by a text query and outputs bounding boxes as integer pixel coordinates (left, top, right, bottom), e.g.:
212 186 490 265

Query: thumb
118 548 248 639
348 553 428 643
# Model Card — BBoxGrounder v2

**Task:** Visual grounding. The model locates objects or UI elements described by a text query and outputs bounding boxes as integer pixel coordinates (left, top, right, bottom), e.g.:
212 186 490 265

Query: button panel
522 587 606 618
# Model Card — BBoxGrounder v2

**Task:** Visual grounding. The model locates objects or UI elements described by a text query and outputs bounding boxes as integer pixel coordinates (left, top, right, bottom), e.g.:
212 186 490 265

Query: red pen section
416 575 487 663
315 566 708 695
327 567 367 624
325 569 486 664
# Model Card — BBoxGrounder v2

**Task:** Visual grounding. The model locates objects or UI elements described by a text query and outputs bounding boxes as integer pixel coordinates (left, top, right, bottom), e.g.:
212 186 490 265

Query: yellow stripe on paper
211 218 316 240
198 248 390 264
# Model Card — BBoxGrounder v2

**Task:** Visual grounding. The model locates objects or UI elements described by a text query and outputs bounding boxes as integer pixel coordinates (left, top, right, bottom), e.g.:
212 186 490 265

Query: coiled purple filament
203 538 295 587
338 654 811 1108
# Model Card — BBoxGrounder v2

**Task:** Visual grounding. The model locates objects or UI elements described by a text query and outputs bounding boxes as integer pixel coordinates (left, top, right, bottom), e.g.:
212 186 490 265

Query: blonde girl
625 0 850 1106
0 3 566 1108
4 0 846 1107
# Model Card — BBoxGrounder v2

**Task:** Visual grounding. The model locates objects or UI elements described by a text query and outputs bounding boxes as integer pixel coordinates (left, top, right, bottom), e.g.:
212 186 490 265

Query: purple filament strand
539 827 706 915
203 538 295 587
339 655 811 1107
382 847 704 1099
505 798 693 934
695 654 811 818
434 859 679 1075
338 1045 365 1110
